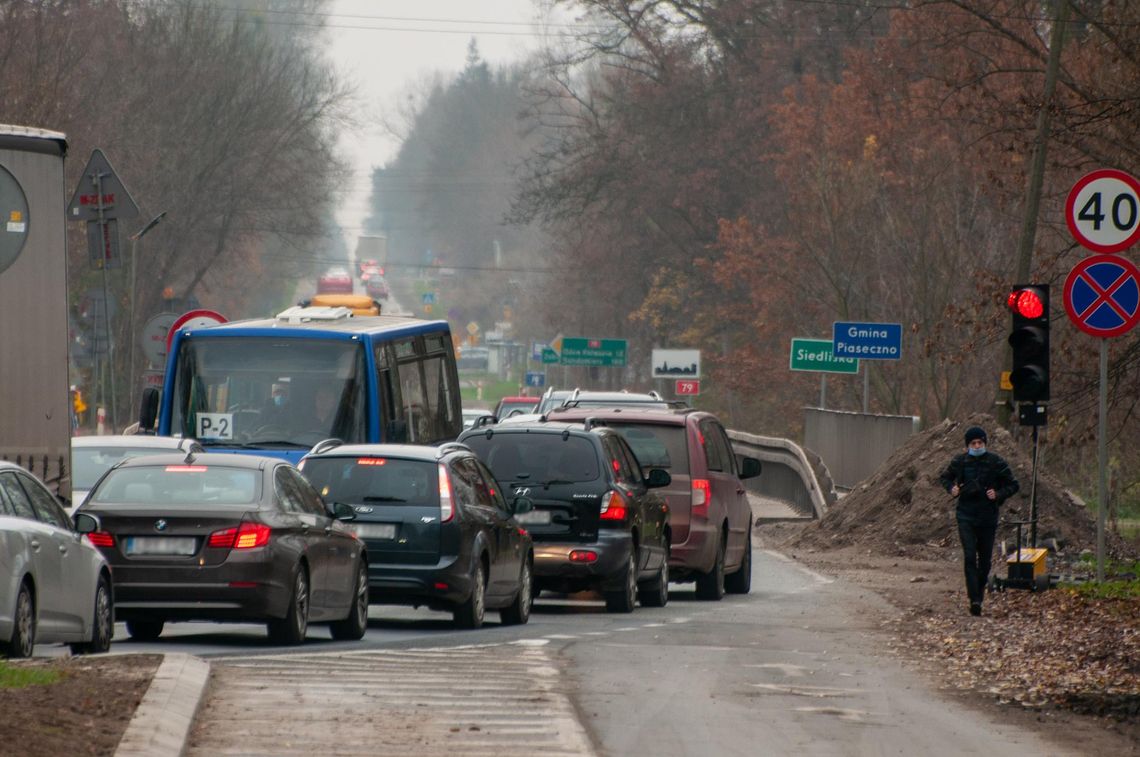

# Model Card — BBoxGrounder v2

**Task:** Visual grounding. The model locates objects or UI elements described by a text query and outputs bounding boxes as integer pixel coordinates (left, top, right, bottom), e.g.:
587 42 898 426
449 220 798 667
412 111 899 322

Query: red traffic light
1008 287 1045 319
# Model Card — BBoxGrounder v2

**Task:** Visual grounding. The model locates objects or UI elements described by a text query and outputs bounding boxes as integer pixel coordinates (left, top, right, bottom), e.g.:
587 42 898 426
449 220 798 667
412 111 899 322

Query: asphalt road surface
88 542 1073 756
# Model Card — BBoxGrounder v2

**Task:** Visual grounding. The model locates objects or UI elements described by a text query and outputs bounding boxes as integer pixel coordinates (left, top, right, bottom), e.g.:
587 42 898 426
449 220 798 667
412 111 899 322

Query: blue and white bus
142 306 463 464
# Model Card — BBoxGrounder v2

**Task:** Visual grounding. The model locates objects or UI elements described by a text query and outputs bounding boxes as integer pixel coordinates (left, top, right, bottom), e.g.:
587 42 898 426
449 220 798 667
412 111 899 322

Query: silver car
70 435 202 510
0 461 113 657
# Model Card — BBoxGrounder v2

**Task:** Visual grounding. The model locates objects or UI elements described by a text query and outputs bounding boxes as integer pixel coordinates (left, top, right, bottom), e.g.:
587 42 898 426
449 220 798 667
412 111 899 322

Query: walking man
939 425 1019 616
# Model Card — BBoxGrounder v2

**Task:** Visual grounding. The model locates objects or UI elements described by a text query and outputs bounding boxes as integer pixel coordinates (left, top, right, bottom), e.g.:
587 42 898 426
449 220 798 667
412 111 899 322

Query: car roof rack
436 442 471 456
472 414 497 429
309 438 344 455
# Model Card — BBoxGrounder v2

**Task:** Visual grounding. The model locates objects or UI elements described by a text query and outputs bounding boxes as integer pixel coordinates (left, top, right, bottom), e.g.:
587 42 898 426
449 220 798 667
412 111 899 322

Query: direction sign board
531 341 549 360
652 349 700 378
1063 254 1140 338
67 149 139 221
832 321 902 359
525 371 546 388
790 338 859 374
560 337 628 367
541 347 560 364
1066 169 1140 253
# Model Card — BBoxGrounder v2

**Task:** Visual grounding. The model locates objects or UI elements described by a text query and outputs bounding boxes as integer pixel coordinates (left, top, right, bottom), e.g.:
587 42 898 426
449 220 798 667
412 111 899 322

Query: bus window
374 343 406 443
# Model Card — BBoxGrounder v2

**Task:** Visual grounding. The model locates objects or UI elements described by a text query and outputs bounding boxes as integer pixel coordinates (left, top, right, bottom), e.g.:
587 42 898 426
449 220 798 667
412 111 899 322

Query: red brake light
691 479 710 517
599 490 628 521
86 531 114 547
438 464 455 523
209 522 270 549
569 550 598 563
357 458 387 466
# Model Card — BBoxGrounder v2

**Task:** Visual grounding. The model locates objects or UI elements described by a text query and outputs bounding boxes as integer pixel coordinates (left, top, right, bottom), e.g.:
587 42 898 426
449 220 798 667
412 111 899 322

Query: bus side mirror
138 388 160 433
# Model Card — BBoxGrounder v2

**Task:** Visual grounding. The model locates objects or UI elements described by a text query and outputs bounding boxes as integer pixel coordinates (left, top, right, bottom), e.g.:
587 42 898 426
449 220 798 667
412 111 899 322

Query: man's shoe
969 602 982 616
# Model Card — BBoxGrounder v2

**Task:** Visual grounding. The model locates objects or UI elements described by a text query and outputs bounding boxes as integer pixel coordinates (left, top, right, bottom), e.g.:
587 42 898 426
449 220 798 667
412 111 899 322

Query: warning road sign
67 149 139 221
1063 254 1140 338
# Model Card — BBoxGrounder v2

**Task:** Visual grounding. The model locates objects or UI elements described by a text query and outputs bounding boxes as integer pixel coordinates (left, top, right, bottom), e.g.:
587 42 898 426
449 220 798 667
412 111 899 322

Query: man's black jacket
939 451 1019 526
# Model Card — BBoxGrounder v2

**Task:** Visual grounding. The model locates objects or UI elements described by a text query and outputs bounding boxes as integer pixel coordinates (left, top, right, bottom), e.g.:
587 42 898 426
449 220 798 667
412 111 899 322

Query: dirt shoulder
759 520 1138 754
0 654 160 757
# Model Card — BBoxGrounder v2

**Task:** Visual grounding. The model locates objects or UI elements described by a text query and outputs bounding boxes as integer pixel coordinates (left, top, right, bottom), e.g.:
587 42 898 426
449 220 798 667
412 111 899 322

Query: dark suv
536 387 675 416
298 442 534 629
457 419 671 612
551 407 761 599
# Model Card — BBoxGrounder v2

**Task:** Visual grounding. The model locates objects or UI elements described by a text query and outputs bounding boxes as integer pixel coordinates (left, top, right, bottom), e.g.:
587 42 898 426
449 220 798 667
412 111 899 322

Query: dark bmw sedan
77 452 368 645
299 442 534 630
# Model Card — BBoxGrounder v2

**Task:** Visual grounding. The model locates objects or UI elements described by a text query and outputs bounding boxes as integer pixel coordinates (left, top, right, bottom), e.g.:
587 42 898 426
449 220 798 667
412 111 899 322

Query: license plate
516 510 552 525
125 536 198 556
353 523 397 540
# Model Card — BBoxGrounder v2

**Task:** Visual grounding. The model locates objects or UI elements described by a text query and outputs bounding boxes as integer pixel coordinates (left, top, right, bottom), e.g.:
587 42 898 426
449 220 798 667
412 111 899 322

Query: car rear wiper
540 479 575 488
362 495 407 502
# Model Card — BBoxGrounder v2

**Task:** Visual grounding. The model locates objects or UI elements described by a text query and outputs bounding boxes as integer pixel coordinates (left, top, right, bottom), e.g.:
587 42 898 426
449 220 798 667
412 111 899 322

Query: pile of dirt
790 413 1112 561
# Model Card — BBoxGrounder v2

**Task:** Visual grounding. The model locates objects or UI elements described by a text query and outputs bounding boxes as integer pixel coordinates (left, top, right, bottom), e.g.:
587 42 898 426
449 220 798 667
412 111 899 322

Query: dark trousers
957 518 997 605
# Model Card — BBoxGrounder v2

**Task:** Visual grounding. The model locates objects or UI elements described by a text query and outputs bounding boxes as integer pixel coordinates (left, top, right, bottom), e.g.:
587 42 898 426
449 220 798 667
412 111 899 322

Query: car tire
604 547 638 613
454 559 486 630
500 557 533 626
638 550 669 608
2 582 35 659
71 576 113 655
725 535 752 595
329 560 369 641
695 534 726 601
268 566 310 645
126 619 164 642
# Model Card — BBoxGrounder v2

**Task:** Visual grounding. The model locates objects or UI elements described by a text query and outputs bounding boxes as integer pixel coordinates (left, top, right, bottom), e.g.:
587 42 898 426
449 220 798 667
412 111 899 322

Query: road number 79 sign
1066 169 1140 253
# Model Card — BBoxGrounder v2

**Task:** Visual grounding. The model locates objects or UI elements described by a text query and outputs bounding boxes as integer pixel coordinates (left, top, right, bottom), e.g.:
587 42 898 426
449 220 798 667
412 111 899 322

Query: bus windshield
170 336 368 448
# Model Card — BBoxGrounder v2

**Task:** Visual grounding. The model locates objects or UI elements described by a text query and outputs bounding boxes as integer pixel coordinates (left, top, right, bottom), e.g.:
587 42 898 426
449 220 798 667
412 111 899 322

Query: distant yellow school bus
302 294 382 316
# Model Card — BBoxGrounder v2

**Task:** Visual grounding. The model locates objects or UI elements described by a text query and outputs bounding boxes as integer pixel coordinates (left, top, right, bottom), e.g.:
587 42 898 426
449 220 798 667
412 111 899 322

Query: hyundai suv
536 387 675 416
457 419 671 612
299 442 534 629
550 407 761 599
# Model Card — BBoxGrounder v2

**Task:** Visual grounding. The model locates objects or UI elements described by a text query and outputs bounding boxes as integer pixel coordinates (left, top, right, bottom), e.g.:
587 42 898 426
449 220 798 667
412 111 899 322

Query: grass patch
0 662 60 689
1061 580 1140 600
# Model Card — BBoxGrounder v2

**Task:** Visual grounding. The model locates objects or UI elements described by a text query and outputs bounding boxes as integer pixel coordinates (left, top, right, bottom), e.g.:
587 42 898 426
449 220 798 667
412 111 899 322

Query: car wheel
454 559 486 630
330 560 369 641
126 619 164 642
695 534 726 601
2 583 35 658
268 566 310 645
500 557 533 626
71 577 113 655
725 534 752 595
638 550 669 608
604 547 638 613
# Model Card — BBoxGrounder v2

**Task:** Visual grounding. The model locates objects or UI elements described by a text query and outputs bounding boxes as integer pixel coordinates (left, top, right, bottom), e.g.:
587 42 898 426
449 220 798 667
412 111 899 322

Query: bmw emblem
154 519 168 532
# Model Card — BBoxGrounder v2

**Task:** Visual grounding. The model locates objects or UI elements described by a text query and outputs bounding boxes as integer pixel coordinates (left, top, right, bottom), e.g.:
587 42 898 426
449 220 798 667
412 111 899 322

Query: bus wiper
244 439 311 448
540 479 575 488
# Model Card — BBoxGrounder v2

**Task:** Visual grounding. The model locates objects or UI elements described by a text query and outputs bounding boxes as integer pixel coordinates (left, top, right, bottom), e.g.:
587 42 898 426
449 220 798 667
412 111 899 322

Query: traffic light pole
1030 421 1039 548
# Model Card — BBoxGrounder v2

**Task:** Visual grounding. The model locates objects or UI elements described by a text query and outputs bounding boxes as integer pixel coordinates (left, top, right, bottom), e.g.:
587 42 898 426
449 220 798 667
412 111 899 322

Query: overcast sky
324 0 564 254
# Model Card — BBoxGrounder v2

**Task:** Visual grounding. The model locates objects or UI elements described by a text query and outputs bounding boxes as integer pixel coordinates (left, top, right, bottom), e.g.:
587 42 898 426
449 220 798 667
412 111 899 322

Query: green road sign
789 338 859 374
541 347 560 364
560 337 628 367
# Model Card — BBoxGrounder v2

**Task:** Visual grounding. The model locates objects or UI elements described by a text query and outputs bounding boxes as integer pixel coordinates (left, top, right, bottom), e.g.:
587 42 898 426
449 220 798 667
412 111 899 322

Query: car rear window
300 457 439 507
605 422 690 474
463 433 600 484
72 446 182 489
90 466 259 505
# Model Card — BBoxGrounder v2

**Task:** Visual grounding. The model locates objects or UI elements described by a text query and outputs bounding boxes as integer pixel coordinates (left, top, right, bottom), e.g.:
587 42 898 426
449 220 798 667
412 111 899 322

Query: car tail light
438 464 455 523
691 478 710 517
86 531 114 547
569 550 598 563
599 489 628 521
208 522 271 549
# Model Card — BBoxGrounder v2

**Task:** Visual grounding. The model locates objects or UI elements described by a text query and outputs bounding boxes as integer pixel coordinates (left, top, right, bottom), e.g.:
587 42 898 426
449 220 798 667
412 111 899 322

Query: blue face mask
968 446 986 457
273 395 286 407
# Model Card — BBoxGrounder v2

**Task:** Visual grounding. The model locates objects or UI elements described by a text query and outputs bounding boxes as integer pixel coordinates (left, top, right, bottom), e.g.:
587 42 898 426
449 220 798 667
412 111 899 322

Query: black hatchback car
299 442 534 629
457 419 671 613
77 452 368 645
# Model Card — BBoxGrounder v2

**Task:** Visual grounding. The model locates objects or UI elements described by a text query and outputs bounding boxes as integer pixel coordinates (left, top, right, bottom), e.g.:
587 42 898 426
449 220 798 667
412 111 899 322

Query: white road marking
750 683 861 698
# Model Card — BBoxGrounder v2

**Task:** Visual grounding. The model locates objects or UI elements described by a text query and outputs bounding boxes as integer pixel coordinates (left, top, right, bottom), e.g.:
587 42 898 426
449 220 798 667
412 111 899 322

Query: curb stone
114 653 210 757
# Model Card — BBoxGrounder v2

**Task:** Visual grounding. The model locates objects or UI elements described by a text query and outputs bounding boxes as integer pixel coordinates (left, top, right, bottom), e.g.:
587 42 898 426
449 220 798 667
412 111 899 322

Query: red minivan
552 407 761 598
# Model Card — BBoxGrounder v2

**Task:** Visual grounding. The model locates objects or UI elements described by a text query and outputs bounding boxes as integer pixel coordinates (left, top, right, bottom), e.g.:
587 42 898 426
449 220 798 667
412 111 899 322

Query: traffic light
1007 284 1050 402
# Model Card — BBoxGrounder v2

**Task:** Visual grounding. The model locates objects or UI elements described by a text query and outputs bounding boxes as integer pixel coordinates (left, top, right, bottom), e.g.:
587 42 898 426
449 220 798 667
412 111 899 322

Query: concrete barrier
727 430 836 519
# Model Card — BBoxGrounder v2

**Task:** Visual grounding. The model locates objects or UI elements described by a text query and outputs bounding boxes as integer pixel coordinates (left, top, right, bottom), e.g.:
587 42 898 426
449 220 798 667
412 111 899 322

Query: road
96 542 1069 755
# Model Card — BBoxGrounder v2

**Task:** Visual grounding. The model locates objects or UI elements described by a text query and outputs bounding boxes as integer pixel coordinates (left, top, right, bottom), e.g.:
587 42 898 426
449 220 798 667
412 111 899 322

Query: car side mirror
330 501 356 521
738 456 762 480
645 468 671 488
512 496 534 515
73 512 100 534
138 387 160 433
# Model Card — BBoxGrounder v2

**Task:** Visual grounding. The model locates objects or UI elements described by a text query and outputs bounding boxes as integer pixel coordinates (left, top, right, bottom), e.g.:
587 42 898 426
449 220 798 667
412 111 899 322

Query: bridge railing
727 430 836 519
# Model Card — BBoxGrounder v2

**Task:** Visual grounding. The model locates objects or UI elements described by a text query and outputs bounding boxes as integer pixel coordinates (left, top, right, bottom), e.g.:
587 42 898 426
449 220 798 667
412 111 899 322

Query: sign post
789 338 859 409
832 321 902 413
1063 168 1140 581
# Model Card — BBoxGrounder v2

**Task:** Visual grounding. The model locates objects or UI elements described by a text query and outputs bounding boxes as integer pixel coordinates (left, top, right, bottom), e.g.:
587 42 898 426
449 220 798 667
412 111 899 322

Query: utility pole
127 211 167 427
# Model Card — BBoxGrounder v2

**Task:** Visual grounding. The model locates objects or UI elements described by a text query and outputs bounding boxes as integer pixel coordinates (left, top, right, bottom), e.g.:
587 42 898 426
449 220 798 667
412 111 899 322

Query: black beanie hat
964 426 987 444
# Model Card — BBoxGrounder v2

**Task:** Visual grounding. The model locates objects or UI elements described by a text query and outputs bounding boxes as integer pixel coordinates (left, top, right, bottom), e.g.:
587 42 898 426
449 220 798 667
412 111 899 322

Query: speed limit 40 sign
1066 169 1140 253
